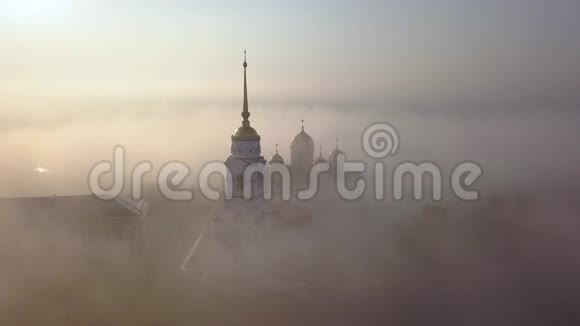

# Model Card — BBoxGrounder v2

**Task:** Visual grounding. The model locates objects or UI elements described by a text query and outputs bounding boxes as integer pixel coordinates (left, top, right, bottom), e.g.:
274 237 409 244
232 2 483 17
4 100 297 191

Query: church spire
275 141 279 154
335 137 339 149
242 50 250 127
232 50 260 141
301 113 304 131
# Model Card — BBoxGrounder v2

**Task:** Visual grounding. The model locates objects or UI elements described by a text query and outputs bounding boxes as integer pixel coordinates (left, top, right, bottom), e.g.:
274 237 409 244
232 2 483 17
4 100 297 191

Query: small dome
314 155 327 164
329 147 344 161
314 146 327 165
269 152 285 164
291 130 314 147
232 125 260 141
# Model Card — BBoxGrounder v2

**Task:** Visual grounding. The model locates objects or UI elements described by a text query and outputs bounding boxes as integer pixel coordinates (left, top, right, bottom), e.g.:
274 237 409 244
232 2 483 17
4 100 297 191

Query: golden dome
232 125 260 141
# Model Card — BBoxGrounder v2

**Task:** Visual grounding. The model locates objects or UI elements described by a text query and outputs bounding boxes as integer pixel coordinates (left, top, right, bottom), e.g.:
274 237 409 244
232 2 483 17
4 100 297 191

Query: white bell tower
222 50 269 224
180 51 270 279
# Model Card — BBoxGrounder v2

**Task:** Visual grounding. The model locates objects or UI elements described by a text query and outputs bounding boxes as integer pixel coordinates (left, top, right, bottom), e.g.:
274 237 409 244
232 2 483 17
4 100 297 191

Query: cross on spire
335 137 339 149
275 141 279 154
301 113 305 131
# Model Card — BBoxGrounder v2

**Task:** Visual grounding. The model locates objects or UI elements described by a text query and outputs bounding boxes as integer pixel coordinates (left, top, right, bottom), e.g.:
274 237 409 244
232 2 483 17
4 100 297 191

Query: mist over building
2 1 580 324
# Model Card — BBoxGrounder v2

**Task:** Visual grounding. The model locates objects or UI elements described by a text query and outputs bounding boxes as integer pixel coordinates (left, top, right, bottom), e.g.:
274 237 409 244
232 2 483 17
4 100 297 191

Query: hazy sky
1 0 579 109
1 1 580 198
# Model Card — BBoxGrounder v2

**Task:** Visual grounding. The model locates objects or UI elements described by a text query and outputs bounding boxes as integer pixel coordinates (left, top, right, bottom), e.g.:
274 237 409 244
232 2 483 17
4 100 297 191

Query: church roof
232 125 260 140
269 142 285 164
329 147 344 157
314 146 328 164
329 137 345 160
291 118 314 147
292 130 314 146
314 155 328 164
269 152 285 164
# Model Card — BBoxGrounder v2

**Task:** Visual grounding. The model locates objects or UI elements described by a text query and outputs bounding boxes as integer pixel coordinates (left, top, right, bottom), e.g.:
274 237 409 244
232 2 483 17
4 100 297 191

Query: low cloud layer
1 98 579 198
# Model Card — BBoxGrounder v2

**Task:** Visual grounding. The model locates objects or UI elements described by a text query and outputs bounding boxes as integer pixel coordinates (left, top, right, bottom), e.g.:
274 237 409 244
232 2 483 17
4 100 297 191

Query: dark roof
0 195 147 220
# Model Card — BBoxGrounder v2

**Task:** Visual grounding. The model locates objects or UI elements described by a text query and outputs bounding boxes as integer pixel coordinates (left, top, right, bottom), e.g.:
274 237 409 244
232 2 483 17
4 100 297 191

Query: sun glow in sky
0 0 75 21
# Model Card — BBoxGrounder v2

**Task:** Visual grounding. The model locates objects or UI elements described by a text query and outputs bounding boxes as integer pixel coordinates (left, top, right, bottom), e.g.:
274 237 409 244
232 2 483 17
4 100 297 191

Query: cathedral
180 52 351 286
